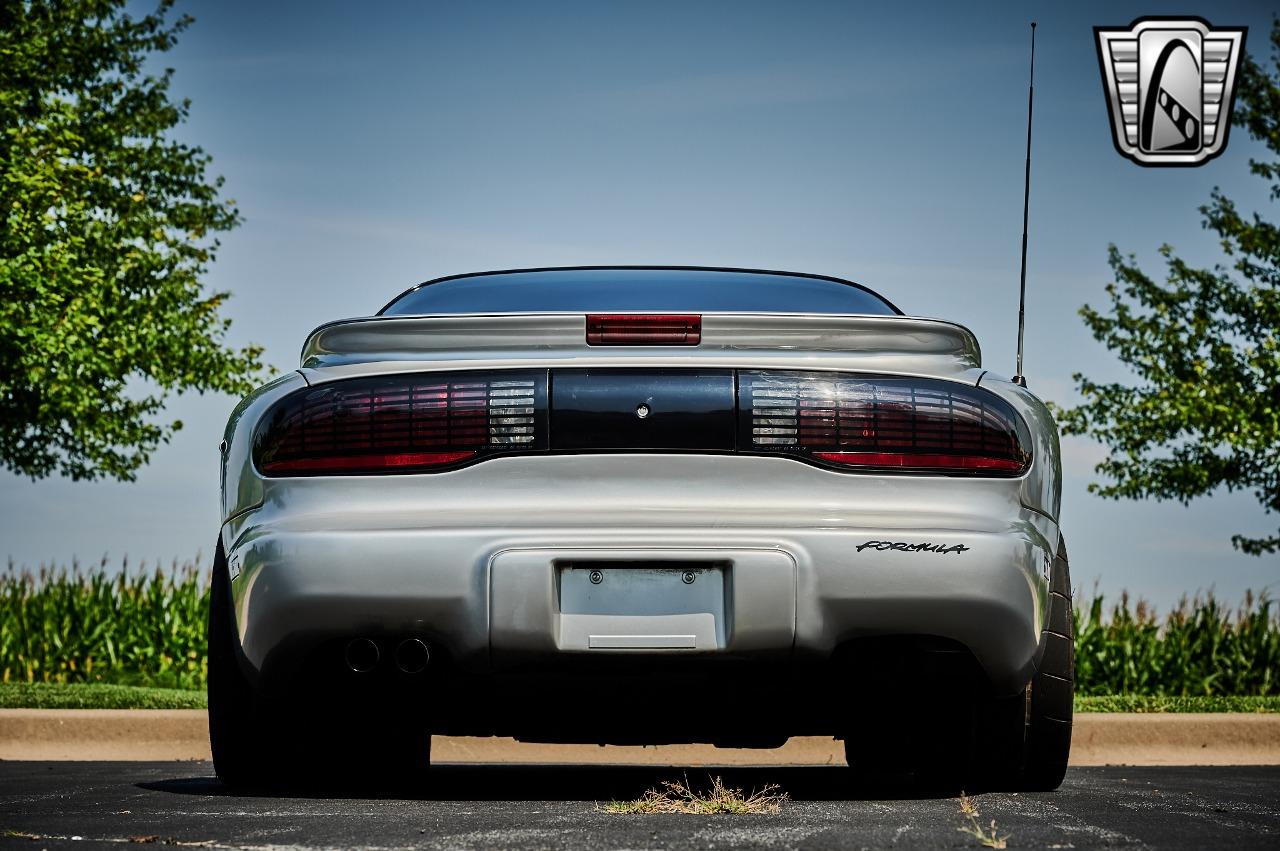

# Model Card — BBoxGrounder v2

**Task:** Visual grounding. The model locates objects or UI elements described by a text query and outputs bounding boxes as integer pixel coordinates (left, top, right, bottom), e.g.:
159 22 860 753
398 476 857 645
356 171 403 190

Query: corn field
1 557 208 689
1074 589 1279 696
1 559 1277 695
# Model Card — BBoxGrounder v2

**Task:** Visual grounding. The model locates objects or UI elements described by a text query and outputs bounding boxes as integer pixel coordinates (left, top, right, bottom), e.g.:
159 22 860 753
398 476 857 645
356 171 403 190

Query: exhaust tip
344 637 380 673
395 638 430 674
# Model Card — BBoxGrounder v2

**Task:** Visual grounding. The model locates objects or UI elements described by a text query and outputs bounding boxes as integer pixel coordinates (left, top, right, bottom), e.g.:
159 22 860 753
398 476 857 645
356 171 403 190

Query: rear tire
843 707 972 792
208 542 432 790
972 688 1027 789
885 537 1073 792
207 540 273 788
841 649 978 792
239 707 431 793
1021 538 1074 790
324 719 433 790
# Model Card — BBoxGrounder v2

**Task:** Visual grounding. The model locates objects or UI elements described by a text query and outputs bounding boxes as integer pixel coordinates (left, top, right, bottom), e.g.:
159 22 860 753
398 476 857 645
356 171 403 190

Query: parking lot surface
1 762 1277 849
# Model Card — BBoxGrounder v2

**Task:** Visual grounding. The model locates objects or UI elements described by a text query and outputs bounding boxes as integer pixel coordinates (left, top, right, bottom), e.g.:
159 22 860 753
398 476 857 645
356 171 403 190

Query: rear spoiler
300 313 982 374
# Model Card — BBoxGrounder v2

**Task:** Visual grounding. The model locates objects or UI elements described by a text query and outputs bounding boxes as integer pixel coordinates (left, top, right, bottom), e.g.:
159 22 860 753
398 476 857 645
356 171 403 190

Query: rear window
380 268 900 316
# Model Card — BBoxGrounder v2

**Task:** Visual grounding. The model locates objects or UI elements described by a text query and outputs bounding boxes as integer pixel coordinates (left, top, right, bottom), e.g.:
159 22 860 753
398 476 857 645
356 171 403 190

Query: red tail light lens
254 372 547 476
586 314 701 345
738 371 1030 475
253 368 1027 478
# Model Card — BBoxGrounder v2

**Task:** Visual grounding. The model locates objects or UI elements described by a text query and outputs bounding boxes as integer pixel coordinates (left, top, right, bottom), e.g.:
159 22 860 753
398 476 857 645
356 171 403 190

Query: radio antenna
1013 21 1036 388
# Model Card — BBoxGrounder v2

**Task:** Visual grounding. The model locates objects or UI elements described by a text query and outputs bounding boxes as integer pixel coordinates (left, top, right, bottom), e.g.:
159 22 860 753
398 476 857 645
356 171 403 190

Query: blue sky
3 0 1277 608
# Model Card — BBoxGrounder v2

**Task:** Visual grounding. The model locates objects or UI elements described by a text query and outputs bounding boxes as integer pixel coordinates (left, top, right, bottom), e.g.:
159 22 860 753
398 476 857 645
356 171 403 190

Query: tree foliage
1059 21 1280 555
0 0 263 481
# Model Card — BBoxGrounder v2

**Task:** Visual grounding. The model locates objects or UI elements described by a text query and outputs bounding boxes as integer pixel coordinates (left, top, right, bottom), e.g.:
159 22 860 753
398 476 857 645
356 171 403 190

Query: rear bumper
223 456 1057 700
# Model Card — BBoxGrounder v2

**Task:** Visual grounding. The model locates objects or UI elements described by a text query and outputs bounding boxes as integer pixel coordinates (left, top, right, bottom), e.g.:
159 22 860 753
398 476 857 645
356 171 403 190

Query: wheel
208 540 432 790
842 707 912 787
841 648 979 792
965 537 1075 791
971 688 1027 789
1022 538 1074 790
843 705 972 792
325 718 433 790
845 540 1075 793
207 539 273 788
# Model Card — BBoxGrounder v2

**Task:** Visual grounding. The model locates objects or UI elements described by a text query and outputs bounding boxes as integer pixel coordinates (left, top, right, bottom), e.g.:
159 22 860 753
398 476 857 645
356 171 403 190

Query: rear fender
220 371 309 536
978 372 1062 529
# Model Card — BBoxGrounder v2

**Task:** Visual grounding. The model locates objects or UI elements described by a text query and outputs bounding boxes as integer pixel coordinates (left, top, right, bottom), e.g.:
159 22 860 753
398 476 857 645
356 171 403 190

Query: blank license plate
557 563 727 651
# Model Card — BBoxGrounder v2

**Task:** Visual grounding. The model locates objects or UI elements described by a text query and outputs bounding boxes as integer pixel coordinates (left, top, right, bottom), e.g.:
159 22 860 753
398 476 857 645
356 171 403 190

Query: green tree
0 0 262 481
1059 21 1280 555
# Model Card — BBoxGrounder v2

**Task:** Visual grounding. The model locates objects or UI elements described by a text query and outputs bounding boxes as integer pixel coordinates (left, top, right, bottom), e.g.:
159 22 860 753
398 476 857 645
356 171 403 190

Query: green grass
0 681 1275 712
0 681 206 709
1074 694 1280 713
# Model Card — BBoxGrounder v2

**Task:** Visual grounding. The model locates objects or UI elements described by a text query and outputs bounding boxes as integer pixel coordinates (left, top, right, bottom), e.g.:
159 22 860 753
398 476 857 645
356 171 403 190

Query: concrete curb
1 710 1278 765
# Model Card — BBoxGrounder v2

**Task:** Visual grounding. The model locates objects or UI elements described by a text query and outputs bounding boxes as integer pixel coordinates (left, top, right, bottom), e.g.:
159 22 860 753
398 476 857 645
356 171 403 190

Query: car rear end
211 268 1068 789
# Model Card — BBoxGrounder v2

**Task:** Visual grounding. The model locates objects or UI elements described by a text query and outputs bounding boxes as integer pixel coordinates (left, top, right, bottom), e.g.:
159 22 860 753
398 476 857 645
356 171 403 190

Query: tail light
252 368 1028 477
737 371 1030 475
254 372 547 476
586 314 701 345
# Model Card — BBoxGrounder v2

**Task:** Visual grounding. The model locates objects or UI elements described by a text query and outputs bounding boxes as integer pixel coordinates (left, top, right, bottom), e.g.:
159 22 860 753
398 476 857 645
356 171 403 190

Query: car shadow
138 763 962 802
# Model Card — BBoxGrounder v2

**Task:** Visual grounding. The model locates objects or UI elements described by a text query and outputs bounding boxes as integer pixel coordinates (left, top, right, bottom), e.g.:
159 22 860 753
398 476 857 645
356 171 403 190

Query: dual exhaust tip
344 637 430 674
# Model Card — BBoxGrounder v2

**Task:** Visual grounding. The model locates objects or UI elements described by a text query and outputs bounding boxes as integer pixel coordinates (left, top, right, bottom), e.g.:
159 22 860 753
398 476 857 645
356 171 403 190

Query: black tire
325 717 433 791
842 706 912 787
844 538 1075 793
1021 538 1074 790
207 539 272 788
843 709 972 792
208 540 432 791
961 538 1075 791
971 688 1028 790
842 653 979 792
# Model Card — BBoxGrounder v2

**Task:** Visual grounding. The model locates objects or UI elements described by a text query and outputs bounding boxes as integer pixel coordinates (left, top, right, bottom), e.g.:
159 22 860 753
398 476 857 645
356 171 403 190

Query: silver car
209 266 1073 790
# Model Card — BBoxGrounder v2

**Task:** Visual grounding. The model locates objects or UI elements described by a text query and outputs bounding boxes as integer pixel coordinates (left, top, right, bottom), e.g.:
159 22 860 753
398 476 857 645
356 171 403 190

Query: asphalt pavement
1 761 1277 850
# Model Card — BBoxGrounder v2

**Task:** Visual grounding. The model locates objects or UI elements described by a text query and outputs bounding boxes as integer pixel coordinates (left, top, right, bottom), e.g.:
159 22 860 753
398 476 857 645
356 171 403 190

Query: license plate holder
557 561 727 651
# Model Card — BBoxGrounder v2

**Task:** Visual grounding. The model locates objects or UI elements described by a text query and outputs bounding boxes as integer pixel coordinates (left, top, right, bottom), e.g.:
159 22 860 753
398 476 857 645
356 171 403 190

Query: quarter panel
978 372 1063 526
219 371 309 532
